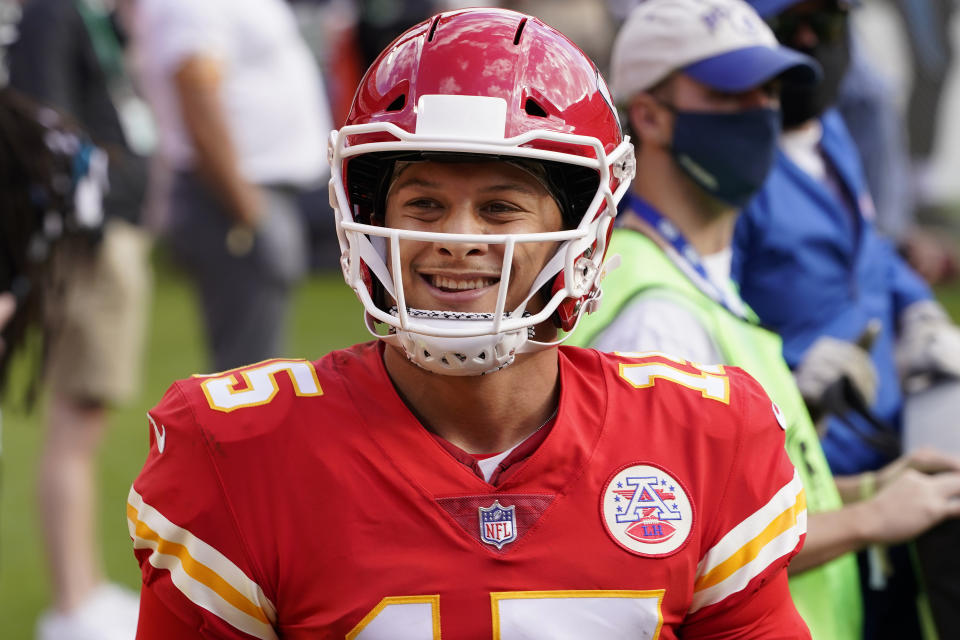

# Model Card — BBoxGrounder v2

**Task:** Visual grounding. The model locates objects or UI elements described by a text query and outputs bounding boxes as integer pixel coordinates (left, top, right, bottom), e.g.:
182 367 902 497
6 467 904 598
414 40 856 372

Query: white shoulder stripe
698 469 804 575
691 518 806 612
127 487 278 639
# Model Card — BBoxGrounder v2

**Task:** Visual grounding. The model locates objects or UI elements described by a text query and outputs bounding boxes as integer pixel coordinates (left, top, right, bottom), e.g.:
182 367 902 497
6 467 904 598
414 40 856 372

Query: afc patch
600 463 694 557
479 500 517 549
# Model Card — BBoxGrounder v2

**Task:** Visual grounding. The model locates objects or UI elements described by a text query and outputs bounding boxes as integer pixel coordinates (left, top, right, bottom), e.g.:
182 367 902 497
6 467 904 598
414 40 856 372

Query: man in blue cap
733 0 960 637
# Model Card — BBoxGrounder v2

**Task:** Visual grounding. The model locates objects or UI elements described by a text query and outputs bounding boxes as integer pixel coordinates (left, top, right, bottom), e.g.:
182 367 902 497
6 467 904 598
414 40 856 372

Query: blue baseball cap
684 44 819 92
611 0 821 101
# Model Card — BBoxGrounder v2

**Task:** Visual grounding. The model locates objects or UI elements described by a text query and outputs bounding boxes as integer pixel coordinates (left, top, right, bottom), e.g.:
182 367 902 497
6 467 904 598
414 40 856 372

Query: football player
129 8 810 638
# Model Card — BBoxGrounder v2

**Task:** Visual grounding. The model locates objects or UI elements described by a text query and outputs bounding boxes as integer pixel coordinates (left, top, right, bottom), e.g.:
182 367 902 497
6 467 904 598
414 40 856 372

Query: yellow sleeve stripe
127 487 278 640
126 504 267 623
694 489 806 592
690 470 807 612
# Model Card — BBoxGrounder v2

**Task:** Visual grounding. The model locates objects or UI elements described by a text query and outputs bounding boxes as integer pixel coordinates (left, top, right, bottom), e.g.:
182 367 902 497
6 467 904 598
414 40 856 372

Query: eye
481 200 524 216
404 198 445 215
405 197 440 209
707 88 739 102
400 197 445 222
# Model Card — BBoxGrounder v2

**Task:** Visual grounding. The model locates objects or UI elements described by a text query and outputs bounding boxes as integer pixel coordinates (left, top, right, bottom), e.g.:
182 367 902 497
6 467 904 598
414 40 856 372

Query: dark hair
0 87 98 401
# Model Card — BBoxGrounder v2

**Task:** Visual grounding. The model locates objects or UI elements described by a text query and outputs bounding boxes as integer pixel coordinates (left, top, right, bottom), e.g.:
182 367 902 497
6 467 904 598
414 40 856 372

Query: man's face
630 72 779 151
766 0 849 52
663 73 780 115
382 160 564 316
626 72 784 209
765 0 850 127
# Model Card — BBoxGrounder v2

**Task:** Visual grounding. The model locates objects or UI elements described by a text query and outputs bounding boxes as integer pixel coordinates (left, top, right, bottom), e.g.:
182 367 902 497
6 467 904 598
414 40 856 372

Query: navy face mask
666 107 782 209
779 35 850 128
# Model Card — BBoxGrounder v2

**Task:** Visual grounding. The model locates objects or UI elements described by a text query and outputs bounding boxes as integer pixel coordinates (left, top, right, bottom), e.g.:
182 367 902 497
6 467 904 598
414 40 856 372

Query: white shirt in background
132 0 331 186
590 248 736 365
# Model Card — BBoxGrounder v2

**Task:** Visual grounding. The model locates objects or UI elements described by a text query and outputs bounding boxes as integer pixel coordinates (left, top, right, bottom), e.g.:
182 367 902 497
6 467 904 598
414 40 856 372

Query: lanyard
619 191 748 319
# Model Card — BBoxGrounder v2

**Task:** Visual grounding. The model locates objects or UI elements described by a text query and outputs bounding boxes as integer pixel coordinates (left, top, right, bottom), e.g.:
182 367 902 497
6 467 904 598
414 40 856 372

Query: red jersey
129 343 808 639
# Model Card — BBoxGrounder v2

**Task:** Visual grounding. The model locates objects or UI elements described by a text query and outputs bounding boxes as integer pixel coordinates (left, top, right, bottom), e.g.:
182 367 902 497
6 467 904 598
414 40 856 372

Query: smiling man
127 8 810 639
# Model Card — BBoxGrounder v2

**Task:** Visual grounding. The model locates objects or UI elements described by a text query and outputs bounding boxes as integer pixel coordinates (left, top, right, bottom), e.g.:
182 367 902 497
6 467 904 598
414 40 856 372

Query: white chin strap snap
390 308 533 376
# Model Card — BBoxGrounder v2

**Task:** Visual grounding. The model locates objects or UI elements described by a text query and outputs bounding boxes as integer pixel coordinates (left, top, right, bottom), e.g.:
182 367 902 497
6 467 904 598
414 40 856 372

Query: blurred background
1 0 959 637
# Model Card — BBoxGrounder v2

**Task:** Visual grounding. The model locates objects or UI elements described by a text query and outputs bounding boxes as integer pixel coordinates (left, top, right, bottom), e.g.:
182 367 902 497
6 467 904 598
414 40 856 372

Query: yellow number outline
198 359 323 413
347 596 441 640
618 360 730 404
348 590 664 639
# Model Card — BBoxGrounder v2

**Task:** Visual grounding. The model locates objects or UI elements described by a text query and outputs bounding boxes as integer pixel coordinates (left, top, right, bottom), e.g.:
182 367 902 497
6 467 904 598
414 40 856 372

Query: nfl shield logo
479 500 517 549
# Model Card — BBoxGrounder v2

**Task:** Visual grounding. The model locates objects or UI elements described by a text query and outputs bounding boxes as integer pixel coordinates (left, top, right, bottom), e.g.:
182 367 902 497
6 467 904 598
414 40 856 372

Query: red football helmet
329 8 634 375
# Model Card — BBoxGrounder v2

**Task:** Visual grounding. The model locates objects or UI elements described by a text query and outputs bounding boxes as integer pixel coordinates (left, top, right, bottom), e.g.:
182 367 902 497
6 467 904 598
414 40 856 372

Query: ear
627 93 672 148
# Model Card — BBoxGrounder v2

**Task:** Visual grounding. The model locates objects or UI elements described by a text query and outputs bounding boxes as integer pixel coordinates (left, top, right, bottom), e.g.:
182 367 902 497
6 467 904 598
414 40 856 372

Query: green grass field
0 255 369 638
2 249 960 638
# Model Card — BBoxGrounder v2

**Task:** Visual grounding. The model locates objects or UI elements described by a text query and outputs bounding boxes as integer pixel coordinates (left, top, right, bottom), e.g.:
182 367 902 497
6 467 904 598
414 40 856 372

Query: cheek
508 242 562 312
513 241 557 284
387 240 428 283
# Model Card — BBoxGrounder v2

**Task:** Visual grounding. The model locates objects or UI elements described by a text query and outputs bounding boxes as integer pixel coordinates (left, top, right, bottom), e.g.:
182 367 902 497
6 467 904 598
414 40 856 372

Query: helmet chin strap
371 308 540 376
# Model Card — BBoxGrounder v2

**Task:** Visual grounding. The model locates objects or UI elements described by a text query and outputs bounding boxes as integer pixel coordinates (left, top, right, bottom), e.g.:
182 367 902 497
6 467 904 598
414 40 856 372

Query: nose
434 204 489 259
790 20 819 50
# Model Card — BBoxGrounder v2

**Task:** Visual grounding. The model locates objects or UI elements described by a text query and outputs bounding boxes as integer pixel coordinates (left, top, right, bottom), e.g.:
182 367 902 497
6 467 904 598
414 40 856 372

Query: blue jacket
732 109 932 475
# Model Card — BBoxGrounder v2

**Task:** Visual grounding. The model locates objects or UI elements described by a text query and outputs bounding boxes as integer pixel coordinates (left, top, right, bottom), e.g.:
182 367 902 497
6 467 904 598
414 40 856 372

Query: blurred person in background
288 0 441 271
894 0 955 217
735 0 960 636
0 87 108 401
7 0 152 637
836 12 957 284
130 0 332 372
571 1 960 638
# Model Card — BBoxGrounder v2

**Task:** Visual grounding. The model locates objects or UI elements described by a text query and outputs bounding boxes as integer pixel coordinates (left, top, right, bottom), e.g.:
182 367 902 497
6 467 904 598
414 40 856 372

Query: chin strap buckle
582 254 621 315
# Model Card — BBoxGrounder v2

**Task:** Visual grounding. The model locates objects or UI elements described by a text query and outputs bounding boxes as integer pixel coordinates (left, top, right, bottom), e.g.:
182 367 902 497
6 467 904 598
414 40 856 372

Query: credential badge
479 500 517 549
601 463 694 557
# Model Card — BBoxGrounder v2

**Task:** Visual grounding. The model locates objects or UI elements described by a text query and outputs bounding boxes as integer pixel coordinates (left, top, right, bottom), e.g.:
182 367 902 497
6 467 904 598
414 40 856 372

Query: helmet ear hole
386 95 406 112
524 98 547 118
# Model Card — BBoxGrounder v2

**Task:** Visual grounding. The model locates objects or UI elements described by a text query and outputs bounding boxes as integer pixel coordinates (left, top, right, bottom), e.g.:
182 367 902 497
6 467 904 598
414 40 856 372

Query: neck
627 149 738 255
383 342 561 454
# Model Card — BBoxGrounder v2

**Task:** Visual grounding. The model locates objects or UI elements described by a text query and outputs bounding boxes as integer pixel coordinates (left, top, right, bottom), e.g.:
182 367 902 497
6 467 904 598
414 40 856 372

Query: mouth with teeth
424 274 500 293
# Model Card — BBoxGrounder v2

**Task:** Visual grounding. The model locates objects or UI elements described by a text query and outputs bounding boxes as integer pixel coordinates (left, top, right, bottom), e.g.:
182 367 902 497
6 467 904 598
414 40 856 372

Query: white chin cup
392 312 531 376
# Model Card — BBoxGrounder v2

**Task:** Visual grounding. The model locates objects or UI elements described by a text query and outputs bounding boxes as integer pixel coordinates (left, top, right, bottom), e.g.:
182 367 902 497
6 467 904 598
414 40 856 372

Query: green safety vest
570 229 862 640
